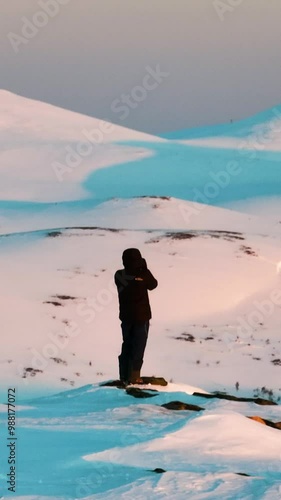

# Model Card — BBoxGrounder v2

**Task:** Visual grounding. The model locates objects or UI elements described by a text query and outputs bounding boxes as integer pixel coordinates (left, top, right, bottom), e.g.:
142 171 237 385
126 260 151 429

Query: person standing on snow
114 248 158 385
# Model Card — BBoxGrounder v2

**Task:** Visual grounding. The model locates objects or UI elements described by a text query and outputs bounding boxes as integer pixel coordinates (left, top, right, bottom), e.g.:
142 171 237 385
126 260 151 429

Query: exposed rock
247 416 281 430
248 416 266 425
100 380 127 389
161 401 204 411
150 468 166 474
236 473 251 477
193 391 277 406
254 398 277 406
140 376 168 386
126 387 159 398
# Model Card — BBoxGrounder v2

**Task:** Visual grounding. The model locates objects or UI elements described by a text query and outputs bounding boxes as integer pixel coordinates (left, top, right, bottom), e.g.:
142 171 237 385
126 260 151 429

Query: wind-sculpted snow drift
1 383 281 499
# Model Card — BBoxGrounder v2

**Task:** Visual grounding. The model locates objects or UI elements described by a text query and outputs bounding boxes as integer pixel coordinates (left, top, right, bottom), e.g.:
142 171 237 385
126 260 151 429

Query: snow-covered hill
1 198 281 394
1 195 281 237
163 102 281 148
1 91 281 216
0 90 164 202
162 101 281 218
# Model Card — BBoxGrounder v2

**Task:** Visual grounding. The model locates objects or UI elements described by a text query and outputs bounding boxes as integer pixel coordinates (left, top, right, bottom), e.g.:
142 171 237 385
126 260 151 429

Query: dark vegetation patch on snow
174 333 196 342
50 357 67 366
71 226 120 231
22 367 43 378
46 227 121 238
166 232 197 240
46 231 62 238
240 245 258 257
44 295 79 307
146 230 245 244
137 195 171 201
57 266 85 276
60 377 75 386
44 300 63 307
207 230 245 241
53 294 77 301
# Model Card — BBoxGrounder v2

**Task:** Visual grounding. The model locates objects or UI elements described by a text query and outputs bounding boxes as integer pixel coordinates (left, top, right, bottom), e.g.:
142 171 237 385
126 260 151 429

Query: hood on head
122 248 142 270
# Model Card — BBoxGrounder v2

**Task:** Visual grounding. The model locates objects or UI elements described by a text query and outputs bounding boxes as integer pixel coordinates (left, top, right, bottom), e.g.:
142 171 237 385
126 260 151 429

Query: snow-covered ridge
1 196 281 236
164 102 281 148
0 89 164 143
0 90 163 202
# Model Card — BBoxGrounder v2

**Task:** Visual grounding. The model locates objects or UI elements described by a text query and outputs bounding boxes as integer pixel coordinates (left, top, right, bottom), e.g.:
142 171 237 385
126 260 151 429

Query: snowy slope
162 102 281 217
0 198 281 395
1 195 281 236
0 90 164 202
163 103 281 148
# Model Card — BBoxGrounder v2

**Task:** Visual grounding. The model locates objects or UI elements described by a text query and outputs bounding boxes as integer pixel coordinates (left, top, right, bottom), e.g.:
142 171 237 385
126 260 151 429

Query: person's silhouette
114 248 158 384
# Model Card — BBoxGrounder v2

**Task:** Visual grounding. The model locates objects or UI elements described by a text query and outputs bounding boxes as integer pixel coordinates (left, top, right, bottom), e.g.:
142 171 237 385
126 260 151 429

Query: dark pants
118 321 149 381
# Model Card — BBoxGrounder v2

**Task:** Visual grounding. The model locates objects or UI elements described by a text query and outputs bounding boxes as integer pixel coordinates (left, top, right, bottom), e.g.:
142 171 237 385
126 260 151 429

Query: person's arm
115 269 135 292
115 270 126 290
136 259 158 290
142 269 158 290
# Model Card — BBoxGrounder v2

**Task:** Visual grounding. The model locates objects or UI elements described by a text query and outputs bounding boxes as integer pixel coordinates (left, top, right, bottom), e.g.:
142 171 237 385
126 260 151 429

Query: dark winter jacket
114 248 158 322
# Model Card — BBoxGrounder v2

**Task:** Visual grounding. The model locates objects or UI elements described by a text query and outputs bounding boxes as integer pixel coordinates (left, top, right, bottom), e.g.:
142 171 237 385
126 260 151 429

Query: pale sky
1 0 281 134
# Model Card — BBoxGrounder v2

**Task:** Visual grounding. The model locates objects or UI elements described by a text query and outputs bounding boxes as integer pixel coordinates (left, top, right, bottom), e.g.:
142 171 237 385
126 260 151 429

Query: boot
129 370 143 384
